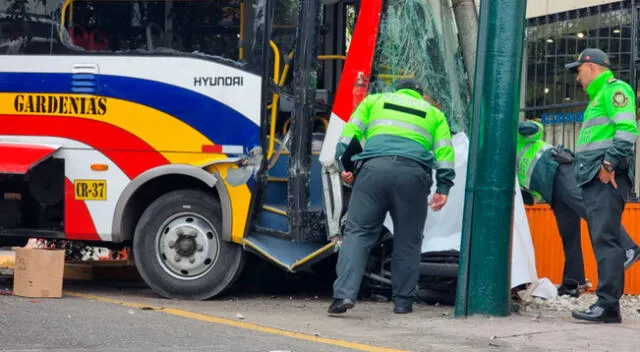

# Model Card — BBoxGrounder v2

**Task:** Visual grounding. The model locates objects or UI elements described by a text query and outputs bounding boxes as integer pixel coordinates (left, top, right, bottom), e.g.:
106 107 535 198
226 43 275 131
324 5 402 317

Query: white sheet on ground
383 132 541 289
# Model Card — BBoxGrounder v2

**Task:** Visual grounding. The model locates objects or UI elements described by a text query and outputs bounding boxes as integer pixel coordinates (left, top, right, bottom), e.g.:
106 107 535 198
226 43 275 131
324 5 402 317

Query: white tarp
382 132 539 288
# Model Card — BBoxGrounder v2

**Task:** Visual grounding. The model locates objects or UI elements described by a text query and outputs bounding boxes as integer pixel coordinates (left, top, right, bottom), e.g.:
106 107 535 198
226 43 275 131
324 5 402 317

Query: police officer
565 48 639 323
328 79 455 315
517 120 640 298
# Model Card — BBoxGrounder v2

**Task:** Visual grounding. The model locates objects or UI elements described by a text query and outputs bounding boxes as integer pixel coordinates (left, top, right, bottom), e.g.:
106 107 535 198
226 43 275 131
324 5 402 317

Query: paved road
0 273 407 352
2 261 640 352
0 284 362 352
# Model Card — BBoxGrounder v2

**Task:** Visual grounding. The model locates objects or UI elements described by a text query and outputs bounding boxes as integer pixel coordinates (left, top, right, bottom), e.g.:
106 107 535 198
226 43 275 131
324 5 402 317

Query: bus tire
133 189 245 300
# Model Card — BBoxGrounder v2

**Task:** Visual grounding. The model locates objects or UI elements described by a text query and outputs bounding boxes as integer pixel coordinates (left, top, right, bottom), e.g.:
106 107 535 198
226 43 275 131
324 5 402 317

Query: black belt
372 155 431 172
377 155 415 162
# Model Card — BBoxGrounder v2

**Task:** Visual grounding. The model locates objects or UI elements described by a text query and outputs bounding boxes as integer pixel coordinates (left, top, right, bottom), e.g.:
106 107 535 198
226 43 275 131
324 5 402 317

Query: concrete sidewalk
2 248 638 351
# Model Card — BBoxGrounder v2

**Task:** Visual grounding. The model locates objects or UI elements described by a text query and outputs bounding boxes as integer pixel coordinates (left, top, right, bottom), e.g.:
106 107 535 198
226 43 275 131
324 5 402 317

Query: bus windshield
370 0 470 133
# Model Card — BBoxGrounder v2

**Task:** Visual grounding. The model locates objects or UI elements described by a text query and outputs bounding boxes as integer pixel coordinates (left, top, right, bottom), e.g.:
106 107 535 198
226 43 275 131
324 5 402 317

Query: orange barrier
526 204 640 294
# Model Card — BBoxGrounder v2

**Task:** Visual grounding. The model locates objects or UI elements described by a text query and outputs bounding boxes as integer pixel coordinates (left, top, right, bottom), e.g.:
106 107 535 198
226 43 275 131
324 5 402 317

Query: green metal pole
454 0 528 317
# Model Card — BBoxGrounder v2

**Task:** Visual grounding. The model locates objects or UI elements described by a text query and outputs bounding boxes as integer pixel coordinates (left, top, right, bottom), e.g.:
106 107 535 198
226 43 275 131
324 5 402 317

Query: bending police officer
328 79 455 315
517 120 640 298
565 48 639 323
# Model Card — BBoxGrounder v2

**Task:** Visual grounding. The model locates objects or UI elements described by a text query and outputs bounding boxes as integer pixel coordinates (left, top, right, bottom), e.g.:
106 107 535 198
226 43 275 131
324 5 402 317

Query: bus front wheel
133 189 245 300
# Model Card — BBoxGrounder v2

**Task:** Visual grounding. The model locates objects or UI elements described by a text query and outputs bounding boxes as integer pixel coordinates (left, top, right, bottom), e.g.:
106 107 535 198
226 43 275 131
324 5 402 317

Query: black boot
327 298 355 314
557 284 580 298
393 304 413 314
624 246 640 270
571 305 621 323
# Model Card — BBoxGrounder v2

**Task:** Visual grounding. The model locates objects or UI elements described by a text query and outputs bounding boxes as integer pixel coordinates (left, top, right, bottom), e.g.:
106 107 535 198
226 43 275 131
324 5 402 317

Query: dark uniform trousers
551 164 636 288
333 156 431 307
581 170 631 309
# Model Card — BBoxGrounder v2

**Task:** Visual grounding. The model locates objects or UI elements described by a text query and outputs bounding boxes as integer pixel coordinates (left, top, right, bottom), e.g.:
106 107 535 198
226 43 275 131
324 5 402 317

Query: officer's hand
429 193 448 211
340 171 354 184
597 166 618 189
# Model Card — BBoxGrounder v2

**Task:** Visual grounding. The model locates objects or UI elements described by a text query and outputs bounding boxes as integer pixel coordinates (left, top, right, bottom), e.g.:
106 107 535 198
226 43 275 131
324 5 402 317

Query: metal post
288 0 319 242
454 0 528 317
630 0 640 198
451 0 479 92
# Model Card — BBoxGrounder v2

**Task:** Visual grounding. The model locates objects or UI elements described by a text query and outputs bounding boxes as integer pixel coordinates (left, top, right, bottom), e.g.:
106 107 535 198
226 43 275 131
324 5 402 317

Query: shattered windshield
370 0 470 133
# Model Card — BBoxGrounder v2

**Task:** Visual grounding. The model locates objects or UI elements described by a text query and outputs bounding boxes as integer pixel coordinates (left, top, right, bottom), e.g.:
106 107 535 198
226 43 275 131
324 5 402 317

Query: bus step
257 204 289 233
263 178 288 206
242 233 337 272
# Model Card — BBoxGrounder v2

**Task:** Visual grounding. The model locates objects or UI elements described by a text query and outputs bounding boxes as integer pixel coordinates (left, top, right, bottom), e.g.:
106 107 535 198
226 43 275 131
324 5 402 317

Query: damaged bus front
0 0 470 300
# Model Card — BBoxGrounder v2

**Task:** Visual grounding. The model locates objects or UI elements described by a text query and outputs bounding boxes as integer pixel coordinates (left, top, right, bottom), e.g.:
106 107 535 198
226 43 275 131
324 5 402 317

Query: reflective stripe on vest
517 143 552 189
581 116 610 129
368 118 434 147
576 131 637 152
577 110 637 152
349 117 367 134
438 160 455 169
434 139 453 150
581 112 636 130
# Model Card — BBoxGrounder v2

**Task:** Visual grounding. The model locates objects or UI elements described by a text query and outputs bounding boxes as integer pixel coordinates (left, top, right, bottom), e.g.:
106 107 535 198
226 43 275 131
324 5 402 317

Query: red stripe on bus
201 145 223 153
64 178 101 241
0 114 168 179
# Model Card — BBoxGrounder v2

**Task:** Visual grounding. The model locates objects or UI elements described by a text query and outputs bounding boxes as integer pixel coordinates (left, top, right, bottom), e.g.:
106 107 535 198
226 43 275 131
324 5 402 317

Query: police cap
565 48 611 72
395 78 424 95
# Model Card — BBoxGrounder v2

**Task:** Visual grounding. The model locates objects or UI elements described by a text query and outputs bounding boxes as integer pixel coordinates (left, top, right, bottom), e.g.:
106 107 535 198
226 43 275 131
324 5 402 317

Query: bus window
271 0 298 59
0 0 60 55
60 0 250 62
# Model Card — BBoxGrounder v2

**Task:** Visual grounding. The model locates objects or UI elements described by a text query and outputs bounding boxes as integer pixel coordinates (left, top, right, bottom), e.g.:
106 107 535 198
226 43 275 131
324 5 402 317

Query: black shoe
557 285 580 298
624 247 640 270
393 305 413 314
327 298 354 314
571 305 621 323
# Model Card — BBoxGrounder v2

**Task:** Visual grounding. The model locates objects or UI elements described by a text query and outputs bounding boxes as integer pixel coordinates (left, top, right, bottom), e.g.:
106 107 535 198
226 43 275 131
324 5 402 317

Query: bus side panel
0 56 262 242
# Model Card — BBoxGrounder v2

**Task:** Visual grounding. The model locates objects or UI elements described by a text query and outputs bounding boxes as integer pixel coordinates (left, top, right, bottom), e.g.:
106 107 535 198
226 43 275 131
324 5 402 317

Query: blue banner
540 111 584 125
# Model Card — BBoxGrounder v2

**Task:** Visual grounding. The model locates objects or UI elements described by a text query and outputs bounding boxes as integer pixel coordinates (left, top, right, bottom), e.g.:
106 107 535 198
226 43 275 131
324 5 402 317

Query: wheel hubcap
155 213 219 280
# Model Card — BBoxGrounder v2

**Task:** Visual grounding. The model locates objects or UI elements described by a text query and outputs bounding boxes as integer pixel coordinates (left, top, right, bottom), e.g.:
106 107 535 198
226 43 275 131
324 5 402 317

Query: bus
0 0 470 300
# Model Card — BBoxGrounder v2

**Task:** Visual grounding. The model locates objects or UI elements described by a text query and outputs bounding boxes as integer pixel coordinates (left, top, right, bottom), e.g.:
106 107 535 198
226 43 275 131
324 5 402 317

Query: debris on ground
527 292 640 317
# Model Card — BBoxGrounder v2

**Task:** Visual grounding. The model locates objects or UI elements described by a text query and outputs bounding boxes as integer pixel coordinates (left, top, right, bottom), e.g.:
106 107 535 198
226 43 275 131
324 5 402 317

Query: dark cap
395 78 424 95
565 48 611 72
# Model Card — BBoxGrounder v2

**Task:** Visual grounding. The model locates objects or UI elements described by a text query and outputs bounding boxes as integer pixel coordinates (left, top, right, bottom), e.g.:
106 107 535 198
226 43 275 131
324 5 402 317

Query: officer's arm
334 95 373 161
604 85 638 168
518 120 544 141
433 110 456 195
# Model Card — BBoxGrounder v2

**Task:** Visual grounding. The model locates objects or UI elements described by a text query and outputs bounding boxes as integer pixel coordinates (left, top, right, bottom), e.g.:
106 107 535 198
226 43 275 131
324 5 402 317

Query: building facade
523 0 640 197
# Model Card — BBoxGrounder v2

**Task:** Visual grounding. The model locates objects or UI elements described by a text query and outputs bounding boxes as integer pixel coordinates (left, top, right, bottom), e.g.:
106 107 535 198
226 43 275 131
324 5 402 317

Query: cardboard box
13 248 65 298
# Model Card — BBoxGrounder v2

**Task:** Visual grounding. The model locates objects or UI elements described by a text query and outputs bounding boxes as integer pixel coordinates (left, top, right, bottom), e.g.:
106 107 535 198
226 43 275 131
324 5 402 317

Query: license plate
74 179 107 200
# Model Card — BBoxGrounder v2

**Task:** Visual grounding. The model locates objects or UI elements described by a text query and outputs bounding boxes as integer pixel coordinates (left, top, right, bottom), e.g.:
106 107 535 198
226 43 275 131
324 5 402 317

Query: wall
472 0 619 18
526 0 621 18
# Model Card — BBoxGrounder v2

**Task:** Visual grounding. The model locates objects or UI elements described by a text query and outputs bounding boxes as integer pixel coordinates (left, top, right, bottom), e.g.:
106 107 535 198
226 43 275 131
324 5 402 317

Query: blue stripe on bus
0 72 261 148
